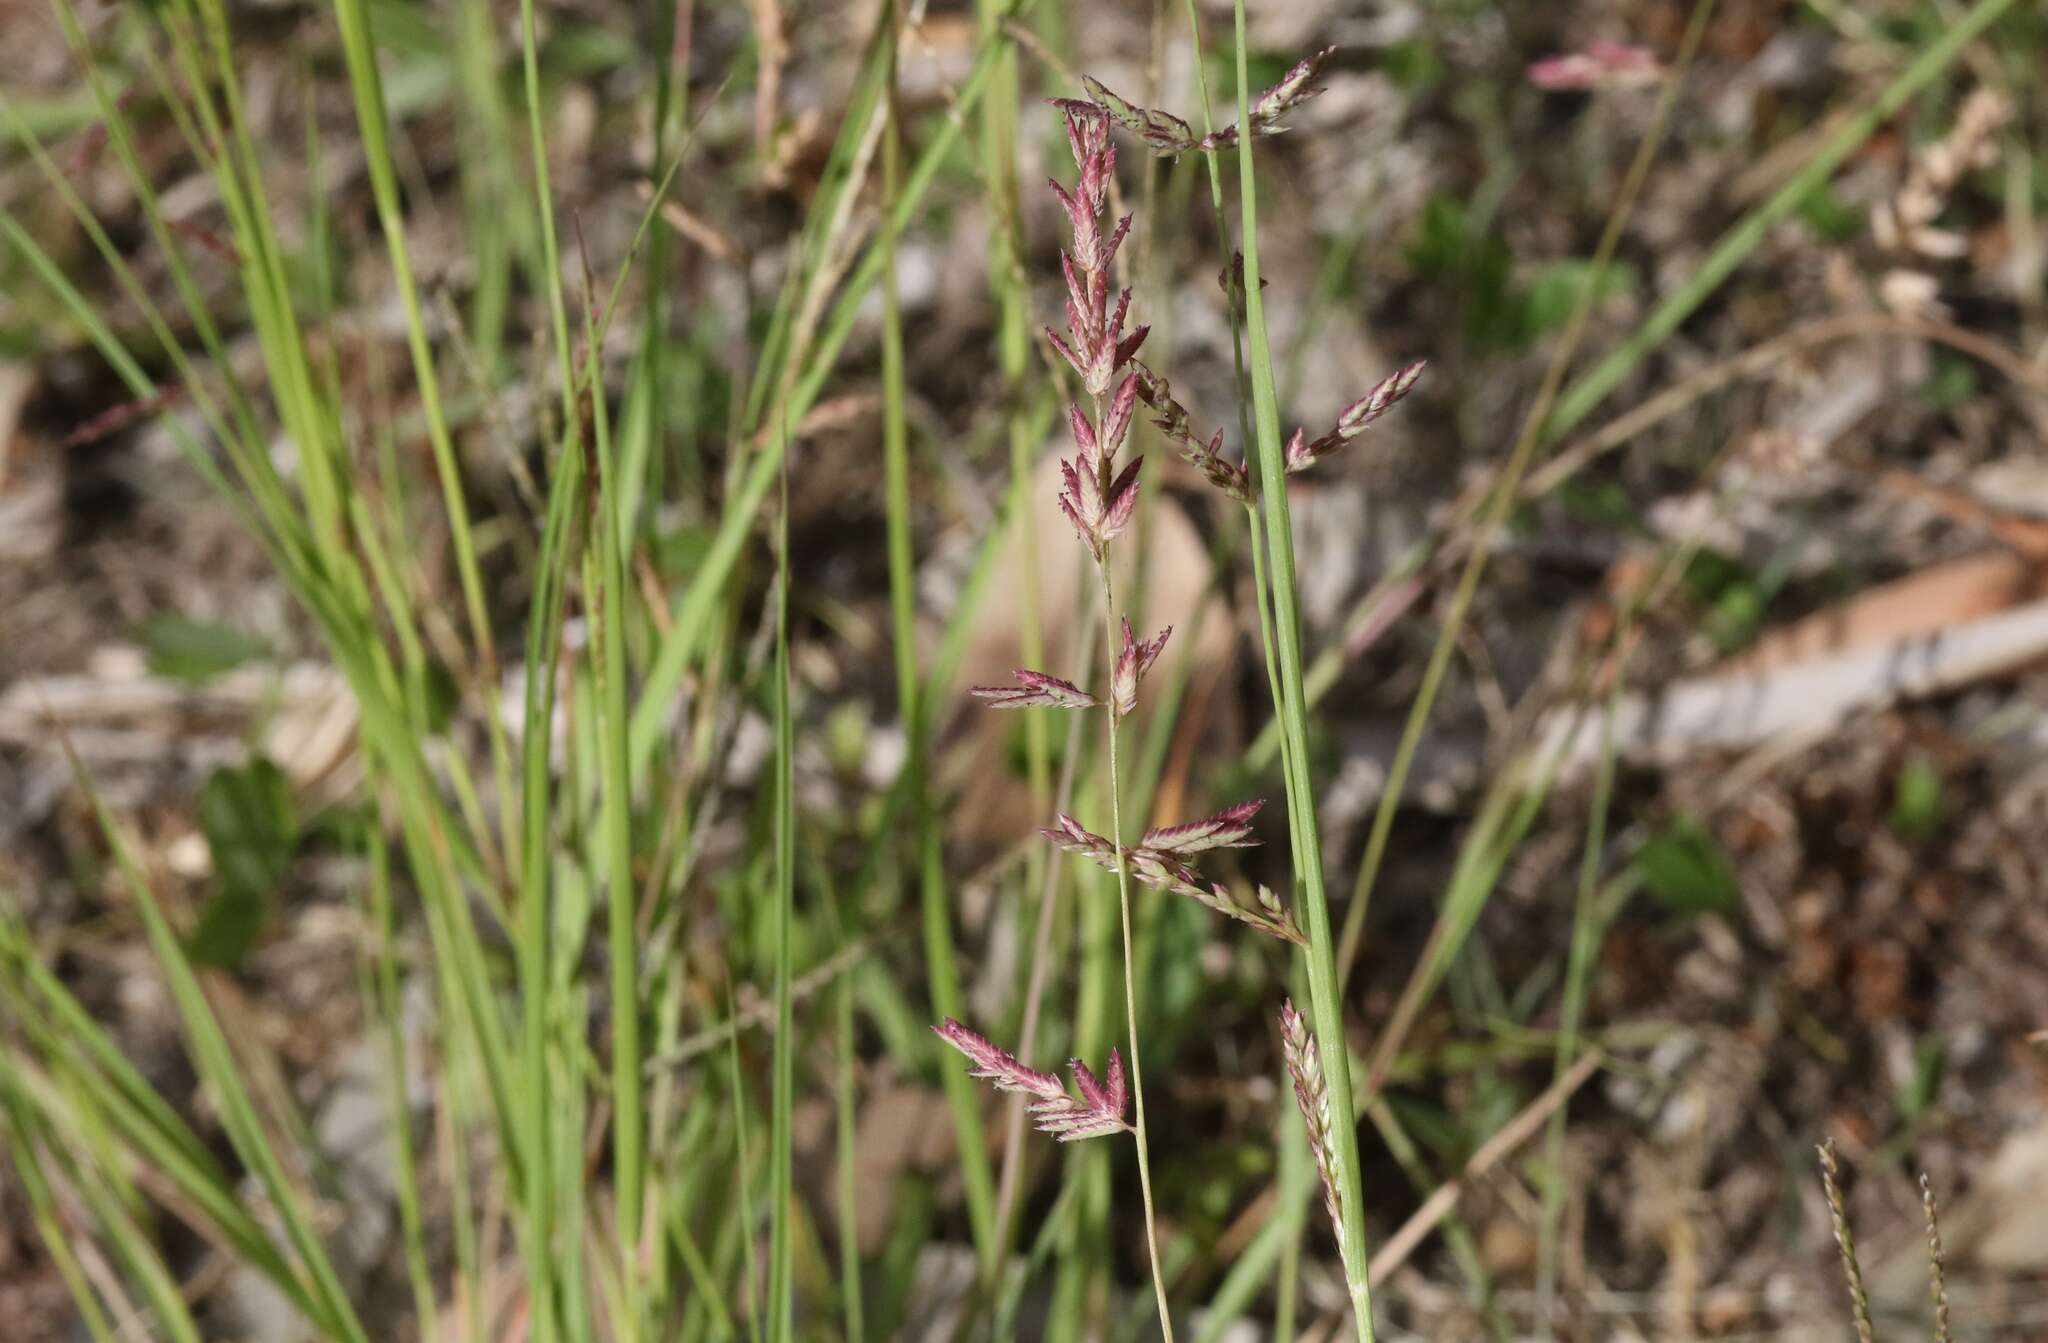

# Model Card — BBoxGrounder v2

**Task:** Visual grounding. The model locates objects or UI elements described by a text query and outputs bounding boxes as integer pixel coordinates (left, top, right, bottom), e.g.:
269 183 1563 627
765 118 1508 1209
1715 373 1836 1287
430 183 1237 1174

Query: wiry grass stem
1098 557 1175 1343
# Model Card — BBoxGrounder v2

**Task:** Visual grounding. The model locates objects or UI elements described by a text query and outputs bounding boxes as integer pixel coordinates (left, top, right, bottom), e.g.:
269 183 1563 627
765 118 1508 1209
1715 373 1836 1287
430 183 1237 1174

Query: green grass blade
52 739 371 1343
880 0 998 1274
332 0 517 875
768 434 798 1343
1229 2 1377 1333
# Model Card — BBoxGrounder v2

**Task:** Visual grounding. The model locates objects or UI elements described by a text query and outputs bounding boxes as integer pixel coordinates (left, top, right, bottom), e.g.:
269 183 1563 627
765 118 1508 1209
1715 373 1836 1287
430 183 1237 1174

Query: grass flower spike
1041 805 1305 944
933 1019 1131 1142
969 670 1101 709
1282 999 1358 1287
1285 360 1428 474
1083 48 1337 157
1113 618 1172 716
1044 106 1148 397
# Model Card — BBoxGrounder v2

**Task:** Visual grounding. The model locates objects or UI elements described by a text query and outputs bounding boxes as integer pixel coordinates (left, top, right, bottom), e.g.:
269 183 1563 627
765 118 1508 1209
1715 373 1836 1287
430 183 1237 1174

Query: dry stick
1366 1051 1604 1288
1334 0 1717 988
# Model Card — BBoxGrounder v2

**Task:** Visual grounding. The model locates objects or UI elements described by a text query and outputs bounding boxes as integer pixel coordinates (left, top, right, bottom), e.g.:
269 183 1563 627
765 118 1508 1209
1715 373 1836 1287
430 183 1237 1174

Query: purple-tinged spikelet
1111 618 1172 717
1084 75 1197 157
934 1018 1065 1100
1042 806 1305 944
1046 101 1156 568
1056 453 1145 561
1238 48 1336 141
1041 813 1120 866
970 670 1101 710
1286 360 1426 474
1281 1000 1357 1285
1141 799 1262 854
932 1019 1131 1142
1082 49 1337 158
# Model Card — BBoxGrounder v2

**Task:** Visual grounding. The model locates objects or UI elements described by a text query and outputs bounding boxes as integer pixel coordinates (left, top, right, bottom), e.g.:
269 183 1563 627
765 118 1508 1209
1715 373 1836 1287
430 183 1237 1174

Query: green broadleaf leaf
1634 815 1739 915
188 883 266 969
189 758 297 967
1891 759 1944 843
141 614 268 683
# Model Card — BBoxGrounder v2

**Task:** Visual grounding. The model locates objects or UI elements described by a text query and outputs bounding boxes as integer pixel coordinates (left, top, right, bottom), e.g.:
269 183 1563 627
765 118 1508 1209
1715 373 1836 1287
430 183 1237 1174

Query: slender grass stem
1174 0 1308 888
1097 561 1175 1343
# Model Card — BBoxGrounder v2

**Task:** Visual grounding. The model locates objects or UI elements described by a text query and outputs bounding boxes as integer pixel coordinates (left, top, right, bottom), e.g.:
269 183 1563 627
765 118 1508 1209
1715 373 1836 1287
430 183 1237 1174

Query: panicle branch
969 669 1101 710
1285 360 1427 474
1042 808 1305 945
1132 362 1250 503
1084 49 1337 157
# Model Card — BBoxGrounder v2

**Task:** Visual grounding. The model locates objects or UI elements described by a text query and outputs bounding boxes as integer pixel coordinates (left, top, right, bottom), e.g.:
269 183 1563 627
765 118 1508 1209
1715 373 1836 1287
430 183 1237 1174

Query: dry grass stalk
1920 1174 1951 1343
1818 1139 1876 1343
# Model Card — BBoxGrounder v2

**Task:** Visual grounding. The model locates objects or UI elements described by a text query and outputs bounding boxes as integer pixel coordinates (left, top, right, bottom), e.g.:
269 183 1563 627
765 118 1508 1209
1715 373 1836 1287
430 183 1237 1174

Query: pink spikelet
1281 1000 1358 1285
1040 813 1120 867
1287 360 1426 474
933 1018 1064 1100
1141 799 1262 854
1528 40 1664 92
932 1019 1131 1142
970 670 1101 710
1046 100 1155 566
1111 618 1173 717
1083 48 1337 158
1043 805 1304 944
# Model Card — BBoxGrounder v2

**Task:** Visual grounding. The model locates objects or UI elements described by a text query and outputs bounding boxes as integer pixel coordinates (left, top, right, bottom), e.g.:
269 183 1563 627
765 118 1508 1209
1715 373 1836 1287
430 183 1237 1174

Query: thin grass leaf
1229 3 1376 1331
767 430 798 1343
51 735 370 1343
631 11 1034 782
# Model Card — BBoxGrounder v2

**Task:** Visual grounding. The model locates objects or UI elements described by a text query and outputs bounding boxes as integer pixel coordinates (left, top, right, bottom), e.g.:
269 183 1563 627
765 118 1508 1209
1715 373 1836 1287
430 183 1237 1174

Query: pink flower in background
1527 40 1664 91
